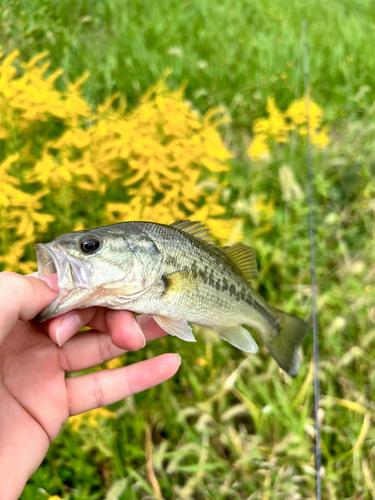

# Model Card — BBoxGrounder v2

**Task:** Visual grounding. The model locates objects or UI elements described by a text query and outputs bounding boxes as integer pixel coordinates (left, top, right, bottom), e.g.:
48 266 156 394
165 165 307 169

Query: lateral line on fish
247 295 277 326
165 264 277 328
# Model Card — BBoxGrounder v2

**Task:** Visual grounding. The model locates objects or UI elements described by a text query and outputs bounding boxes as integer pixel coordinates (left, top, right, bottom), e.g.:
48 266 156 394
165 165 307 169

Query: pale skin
0 272 181 500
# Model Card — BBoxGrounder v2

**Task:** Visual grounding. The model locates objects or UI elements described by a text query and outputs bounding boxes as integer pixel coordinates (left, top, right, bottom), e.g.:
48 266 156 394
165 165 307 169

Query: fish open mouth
34 243 92 322
34 243 67 321
35 243 62 281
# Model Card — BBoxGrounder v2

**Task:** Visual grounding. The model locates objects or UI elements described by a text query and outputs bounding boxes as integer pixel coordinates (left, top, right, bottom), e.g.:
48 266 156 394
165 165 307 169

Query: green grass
1 0 375 498
2 0 375 122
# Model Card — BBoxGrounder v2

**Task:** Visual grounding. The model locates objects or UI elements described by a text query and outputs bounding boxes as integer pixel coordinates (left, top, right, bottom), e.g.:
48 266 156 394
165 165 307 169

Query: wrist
0 391 50 500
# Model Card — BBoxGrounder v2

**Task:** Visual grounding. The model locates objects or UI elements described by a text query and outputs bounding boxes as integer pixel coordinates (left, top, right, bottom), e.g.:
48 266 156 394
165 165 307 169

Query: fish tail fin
262 308 309 377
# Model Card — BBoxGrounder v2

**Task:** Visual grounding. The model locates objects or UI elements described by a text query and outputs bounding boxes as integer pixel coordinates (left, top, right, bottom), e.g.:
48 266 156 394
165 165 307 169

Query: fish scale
35 220 309 376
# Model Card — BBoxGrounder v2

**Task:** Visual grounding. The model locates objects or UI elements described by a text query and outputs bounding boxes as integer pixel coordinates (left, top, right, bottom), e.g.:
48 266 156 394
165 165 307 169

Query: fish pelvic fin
213 325 259 353
262 309 310 377
153 315 196 342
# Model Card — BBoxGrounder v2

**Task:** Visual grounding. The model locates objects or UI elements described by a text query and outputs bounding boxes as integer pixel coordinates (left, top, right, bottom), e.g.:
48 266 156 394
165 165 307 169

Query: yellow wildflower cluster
247 95 329 161
101 75 232 225
0 51 237 273
0 50 90 125
0 152 55 272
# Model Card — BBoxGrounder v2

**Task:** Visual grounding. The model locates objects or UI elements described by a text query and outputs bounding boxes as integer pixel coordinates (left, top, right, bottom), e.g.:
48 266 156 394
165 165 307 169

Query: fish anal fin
221 243 258 281
213 325 259 353
153 315 196 342
170 220 214 244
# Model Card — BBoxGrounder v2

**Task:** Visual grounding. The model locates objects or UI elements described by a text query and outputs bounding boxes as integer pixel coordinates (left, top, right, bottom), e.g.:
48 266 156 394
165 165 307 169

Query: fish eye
80 236 100 253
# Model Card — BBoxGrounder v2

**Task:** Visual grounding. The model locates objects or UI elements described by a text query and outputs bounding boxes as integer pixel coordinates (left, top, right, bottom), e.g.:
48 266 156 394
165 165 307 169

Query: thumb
0 272 59 343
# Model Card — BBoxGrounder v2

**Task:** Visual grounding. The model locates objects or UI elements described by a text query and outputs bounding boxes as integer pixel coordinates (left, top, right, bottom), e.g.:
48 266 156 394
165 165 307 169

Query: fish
35 220 309 376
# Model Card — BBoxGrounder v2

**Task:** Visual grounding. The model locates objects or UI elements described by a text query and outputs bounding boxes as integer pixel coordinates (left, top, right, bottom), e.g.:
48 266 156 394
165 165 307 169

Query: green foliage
1 0 374 122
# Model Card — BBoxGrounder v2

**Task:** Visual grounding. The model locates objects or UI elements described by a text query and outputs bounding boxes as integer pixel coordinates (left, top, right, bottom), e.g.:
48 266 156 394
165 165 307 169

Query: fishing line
302 19 322 499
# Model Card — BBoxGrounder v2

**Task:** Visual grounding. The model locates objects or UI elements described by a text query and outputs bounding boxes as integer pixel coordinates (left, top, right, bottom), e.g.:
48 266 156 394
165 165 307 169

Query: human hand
0 272 180 500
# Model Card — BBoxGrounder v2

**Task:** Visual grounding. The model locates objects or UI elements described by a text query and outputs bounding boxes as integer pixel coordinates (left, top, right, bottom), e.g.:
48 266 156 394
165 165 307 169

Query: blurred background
1 0 375 498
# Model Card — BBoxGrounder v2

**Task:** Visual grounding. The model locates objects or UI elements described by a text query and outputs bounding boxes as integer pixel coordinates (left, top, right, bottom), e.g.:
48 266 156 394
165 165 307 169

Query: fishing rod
303 19 322 499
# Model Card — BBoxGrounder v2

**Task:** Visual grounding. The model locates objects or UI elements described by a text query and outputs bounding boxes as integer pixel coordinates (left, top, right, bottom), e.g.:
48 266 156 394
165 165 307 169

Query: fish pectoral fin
163 271 202 295
221 243 258 281
153 315 196 342
213 325 259 353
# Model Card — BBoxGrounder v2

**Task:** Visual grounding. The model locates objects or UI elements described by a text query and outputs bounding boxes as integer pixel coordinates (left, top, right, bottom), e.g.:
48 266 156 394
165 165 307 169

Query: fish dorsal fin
170 220 214 243
221 243 258 281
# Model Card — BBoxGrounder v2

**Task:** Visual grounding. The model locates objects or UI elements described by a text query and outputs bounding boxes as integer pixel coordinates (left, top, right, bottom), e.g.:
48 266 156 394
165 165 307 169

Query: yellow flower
196 357 208 367
265 96 290 142
285 94 329 147
69 408 116 432
311 127 330 147
252 97 290 144
0 237 35 271
105 357 124 369
205 218 243 244
246 133 270 161
247 94 329 163
0 154 20 188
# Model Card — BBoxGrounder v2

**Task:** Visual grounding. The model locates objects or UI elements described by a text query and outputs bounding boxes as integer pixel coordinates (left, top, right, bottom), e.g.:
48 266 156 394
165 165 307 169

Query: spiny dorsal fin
221 243 258 281
170 220 214 244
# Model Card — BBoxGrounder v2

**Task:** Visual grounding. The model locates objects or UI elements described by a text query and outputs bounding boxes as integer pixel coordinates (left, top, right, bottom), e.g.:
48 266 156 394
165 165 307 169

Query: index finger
0 272 58 343
45 307 168 350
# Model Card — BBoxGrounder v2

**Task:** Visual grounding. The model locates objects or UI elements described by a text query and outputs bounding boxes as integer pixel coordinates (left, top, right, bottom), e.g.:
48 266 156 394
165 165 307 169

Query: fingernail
25 272 60 292
40 274 60 292
25 273 60 292
174 353 182 366
56 314 81 346
132 317 146 348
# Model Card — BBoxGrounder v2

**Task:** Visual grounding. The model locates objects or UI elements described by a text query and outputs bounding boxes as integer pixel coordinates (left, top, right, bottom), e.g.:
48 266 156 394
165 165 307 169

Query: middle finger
48 308 146 350
59 316 168 373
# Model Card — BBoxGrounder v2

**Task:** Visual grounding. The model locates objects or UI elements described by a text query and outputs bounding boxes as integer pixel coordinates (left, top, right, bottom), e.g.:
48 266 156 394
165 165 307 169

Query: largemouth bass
35 220 309 376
